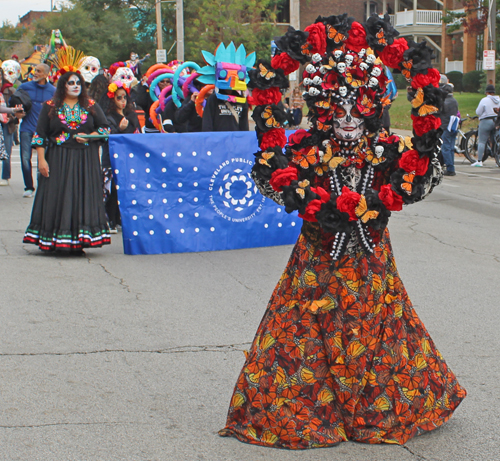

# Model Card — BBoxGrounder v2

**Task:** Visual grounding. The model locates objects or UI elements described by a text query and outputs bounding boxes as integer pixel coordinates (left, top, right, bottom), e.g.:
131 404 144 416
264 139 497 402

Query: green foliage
0 21 26 59
463 70 483 93
446 71 463 92
391 72 407 90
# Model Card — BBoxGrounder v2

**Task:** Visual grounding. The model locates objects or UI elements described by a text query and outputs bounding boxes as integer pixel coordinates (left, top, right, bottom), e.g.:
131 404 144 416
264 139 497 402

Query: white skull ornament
308 87 321 96
312 76 323 85
371 66 382 77
1 60 21 84
79 56 101 83
368 77 379 88
358 48 366 59
312 53 322 63
339 86 348 97
344 54 354 66
375 145 385 158
359 62 369 71
303 77 313 86
333 50 343 60
305 64 316 74
337 62 346 74
111 67 136 88
366 54 376 65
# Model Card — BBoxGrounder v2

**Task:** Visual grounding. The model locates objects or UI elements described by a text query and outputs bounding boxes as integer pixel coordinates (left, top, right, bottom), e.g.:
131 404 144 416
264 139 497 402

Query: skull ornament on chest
312 76 323 85
333 50 343 60
368 77 379 88
375 145 385 158
366 54 376 65
339 86 348 97
333 104 365 142
359 62 369 71
305 64 316 74
79 56 101 83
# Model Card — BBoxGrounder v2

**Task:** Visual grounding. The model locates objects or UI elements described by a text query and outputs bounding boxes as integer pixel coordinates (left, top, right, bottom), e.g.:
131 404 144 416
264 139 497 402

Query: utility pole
156 0 163 50
176 0 184 61
486 0 496 85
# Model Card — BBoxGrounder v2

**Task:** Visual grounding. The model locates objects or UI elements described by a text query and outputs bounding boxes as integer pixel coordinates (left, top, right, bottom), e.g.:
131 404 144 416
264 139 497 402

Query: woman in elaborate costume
23 70 111 253
219 14 466 449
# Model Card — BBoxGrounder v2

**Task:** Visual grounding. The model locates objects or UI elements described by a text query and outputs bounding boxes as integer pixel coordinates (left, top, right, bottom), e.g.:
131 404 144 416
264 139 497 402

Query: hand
119 117 129 130
39 158 49 177
75 133 87 143
15 111 26 119
13 104 24 112
191 92 199 102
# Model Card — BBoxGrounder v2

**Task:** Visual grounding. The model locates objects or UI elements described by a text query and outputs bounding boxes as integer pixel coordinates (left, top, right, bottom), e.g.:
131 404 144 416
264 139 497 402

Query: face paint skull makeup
66 77 82 97
333 103 365 142
79 56 101 83
1 60 21 84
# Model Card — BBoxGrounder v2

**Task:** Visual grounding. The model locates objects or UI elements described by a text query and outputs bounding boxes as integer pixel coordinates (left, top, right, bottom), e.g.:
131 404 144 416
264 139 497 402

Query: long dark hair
50 71 93 117
88 74 109 101
106 88 134 115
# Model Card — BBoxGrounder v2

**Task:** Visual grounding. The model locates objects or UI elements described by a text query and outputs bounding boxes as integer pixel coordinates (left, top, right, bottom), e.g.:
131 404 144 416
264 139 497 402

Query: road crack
403 445 428 460
1 421 138 429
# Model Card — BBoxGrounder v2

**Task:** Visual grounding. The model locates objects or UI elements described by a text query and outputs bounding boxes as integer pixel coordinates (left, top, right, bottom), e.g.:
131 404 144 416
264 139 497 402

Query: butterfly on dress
292 147 317 169
355 195 379 223
322 56 337 71
315 99 331 110
398 136 413 153
401 60 413 80
411 87 439 116
327 25 347 44
401 171 415 195
375 28 387 46
258 151 275 168
358 94 375 115
261 106 281 129
258 63 275 80
346 72 365 88
301 43 312 56
296 179 310 199
317 120 332 132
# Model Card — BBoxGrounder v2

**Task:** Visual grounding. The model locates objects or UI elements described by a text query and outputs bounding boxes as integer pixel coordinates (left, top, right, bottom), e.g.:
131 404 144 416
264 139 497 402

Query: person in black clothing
162 98 187 133
135 77 170 133
101 84 141 232
438 78 459 176
202 90 249 132
175 80 207 132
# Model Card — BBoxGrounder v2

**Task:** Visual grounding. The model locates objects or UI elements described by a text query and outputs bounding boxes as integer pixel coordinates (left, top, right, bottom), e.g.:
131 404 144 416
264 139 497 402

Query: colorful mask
1 60 21 84
111 66 136 88
79 56 101 83
197 42 256 104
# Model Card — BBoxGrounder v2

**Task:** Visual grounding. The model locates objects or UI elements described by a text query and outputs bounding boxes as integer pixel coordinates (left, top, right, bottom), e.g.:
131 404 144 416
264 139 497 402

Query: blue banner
109 132 301 255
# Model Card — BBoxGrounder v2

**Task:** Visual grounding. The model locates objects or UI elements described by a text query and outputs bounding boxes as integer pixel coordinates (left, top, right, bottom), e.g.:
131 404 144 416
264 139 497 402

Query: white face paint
366 54 376 64
305 64 316 74
368 77 379 88
375 145 384 158
344 55 354 66
111 67 136 88
371 66 382 77
66 76 82 97
339 86 348 97
312 76 322 85
1 60 21 84
337 62 346 73
79 56 101 83
333 104 365 142
334 50 343 59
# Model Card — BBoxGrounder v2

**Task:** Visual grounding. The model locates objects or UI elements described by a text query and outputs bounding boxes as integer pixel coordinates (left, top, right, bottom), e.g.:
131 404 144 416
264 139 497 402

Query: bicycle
454 115 478 158
463 122 500 166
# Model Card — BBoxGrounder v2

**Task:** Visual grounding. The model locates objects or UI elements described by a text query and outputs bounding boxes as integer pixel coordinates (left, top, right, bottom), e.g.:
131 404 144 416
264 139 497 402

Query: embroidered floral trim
97 127 110 136
58 103 88 131
55 132 70 145
31 133 45 146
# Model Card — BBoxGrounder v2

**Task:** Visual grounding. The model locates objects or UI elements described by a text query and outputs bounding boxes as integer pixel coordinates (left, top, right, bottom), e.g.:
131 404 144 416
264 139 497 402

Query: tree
0 21 28 60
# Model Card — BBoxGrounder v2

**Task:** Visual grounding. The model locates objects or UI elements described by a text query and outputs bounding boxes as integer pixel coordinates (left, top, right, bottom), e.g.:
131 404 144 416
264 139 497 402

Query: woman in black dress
23 71 111 253
101 82 140 232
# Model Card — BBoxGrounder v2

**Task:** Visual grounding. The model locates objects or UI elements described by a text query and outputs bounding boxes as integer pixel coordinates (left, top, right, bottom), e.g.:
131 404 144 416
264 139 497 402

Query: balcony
387 9 442 36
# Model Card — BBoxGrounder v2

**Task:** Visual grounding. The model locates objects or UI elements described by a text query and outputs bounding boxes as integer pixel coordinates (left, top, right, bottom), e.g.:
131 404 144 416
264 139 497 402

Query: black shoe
443 171 456 176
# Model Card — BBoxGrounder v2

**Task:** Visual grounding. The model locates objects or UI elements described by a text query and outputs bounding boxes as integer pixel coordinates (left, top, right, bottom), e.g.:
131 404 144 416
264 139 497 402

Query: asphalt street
1 147 499 460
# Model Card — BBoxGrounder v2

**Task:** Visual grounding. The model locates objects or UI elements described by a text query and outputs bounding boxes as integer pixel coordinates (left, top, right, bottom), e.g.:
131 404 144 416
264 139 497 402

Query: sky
0 0 70 26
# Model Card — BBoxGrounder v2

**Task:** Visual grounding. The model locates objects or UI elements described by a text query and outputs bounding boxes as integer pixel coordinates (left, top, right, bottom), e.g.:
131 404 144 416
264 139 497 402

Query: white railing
476 60 483 71
395 9 442 27
445 58 463 73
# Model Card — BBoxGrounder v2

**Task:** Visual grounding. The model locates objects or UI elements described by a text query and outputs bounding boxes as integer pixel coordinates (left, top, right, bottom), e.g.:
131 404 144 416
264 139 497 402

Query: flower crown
107 80 130 99
250 13 444 259
50 47 85 83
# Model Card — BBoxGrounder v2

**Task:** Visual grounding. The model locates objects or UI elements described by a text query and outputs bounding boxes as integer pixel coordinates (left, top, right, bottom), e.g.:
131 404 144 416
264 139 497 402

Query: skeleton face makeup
1 60 21 84
375 145 384 158
371 66 382 77
79 56 101 83
339 86 348 97
333 104 365 141
344 54 354 66
337 62 346 73
305 64 316 74
66 76 82 97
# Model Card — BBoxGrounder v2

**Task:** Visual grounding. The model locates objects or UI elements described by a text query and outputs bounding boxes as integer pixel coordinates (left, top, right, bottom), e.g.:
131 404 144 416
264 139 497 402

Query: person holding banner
23 71 111 253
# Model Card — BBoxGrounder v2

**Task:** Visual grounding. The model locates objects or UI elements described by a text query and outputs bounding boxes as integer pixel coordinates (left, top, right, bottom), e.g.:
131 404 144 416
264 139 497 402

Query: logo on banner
208 158 265 222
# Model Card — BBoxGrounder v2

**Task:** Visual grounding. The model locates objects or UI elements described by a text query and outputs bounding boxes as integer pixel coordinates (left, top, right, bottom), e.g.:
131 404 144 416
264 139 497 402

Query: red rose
304 22 327 56
248 87 282 105
411 68 440 89
299 199 322 222
310 186 330 202
399 149 430 175
271 53 300 76
411 114 441 137
378 184 404 211
288 129 311 146
260 128 287 150
336 186 361 221
344 22 368 53
379 38 409 69
269 166 298 191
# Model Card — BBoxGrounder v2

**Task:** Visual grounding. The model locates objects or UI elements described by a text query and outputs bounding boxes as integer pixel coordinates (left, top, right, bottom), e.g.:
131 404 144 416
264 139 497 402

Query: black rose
248 59 289 90
364 13 399 52
275 26 310 64
390 168 425 204
316 197 353 234
403 40 435 76
364 189 391 230
282 181 318 214
412 129 441 155
252 104 289 133
252 147 289 180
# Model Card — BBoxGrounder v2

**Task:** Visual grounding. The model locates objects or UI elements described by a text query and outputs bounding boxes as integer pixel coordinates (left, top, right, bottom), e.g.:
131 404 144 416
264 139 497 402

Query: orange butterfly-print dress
219 166 466 449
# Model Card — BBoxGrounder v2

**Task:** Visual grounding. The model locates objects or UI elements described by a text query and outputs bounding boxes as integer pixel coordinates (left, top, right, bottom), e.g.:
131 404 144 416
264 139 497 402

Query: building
18 11 54 28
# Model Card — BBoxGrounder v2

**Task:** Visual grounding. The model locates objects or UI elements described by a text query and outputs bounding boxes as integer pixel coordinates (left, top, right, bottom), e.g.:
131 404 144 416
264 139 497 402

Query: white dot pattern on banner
117 200 120 205
146 168 150 173
179 213 184 218
177 152 181 157
163 199 167 203
150 230 154 235
164 214 169 219
291 222 296 226
193 167 198 172
178 183 182 187
194 197 198 202
116 185 119 190
162 183 167 188
133 231 138 236
264 224 269 228
192 152 197 156
114 153 118 158
162 152 166 157
180 229 185 233
147 184 151 189
166 229 170 234
162 168 166 172
148 199 152 204
132 200 137 204
145 153 150 157
178 198 183 203
210 227 215 231
207 151 212 156
130 169 134 173
195 228 199 232
194 182 198 187
277 208 282 213
129 153 134 158
178 167 182 172
115 169 119 174
194 212 199 217
278 223 282 227
133 215 137 220
131 184 136 189
149 215 154 219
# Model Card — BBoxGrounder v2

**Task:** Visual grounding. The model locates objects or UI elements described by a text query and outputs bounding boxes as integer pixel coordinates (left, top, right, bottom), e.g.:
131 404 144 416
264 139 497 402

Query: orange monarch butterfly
258 151 275 167
355 195 379 223
376 29 387 46
315 99 331 109
401 60 413 80
346 72 365 88
323 56 337 71
296 179 310 199
327 25 346 44
359 94 374 115
317 120 332 132
258 63 275 80
262 106 280 129
411 87 439 116
301 43 311 56
292 147 317 169
401 171 415 195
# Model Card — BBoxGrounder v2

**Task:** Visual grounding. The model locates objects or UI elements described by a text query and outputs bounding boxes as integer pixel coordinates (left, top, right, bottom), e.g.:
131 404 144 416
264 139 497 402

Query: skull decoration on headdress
109 62 137 88
197 42 256 104
1 60 21 84
79 56 101 83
